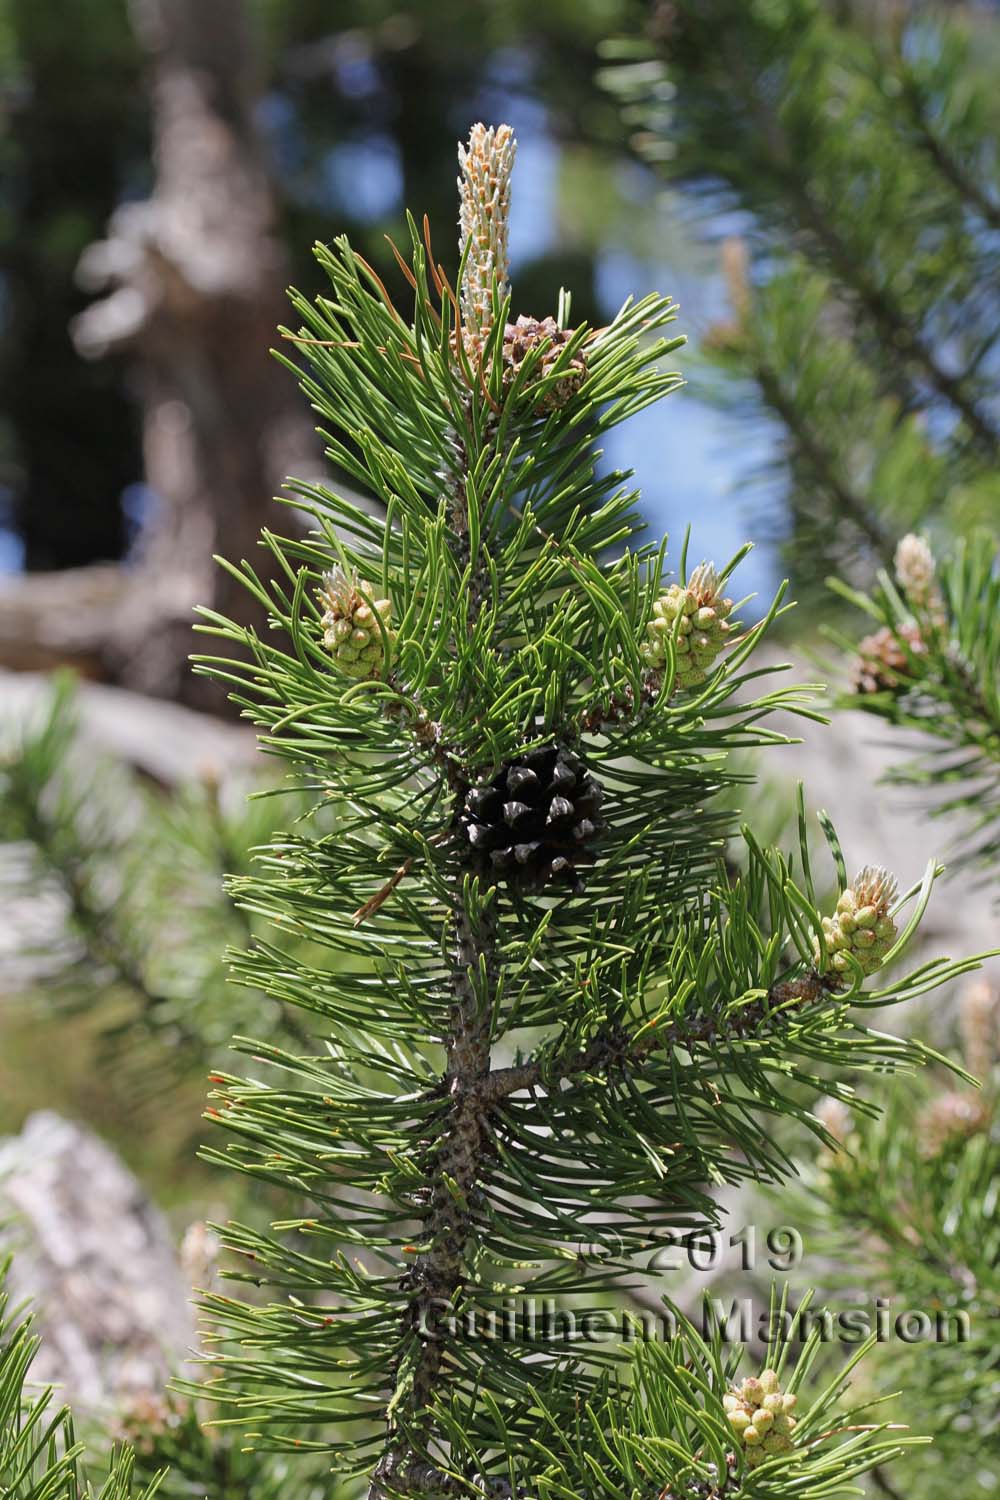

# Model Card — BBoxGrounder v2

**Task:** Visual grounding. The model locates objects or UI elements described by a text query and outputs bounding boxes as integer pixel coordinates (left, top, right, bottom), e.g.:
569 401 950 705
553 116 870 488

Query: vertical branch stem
370 120 513 1499
371 864 497 1497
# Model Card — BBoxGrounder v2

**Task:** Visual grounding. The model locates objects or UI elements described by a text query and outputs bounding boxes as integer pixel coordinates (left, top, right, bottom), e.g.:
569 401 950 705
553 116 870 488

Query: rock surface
0 1111 194 1417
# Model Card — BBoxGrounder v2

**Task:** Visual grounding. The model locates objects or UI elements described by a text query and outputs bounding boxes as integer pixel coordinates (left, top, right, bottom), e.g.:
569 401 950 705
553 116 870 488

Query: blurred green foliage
601 0 1000 600
783 1007 1000 1500
0 679 347 1190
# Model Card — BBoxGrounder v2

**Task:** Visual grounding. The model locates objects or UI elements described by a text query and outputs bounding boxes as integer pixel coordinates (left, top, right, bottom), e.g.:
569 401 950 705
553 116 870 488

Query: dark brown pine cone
501 315 587 412
459 744 603 891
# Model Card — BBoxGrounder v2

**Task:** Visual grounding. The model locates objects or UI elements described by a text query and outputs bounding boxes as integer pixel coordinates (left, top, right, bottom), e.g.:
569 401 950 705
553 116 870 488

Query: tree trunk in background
71 0 319 709
4 0 143 572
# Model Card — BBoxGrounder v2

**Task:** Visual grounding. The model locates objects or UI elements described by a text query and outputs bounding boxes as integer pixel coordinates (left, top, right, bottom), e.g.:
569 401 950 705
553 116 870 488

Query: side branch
482 972 832 1105
753 361 893 565
719 35 1000 455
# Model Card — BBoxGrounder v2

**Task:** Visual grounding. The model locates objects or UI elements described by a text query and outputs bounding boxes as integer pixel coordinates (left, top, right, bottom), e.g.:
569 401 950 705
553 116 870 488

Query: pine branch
715 29 1000 456
871 1466 906 1500
0 681 319 1080
780 982 1000 1500
751 358 892 565
372 807 501 1494
831 529 1000 879
902 84 1000 233
189 124 988 1500
1 691 204 1058
484 971 834 1104
601 0 1000 678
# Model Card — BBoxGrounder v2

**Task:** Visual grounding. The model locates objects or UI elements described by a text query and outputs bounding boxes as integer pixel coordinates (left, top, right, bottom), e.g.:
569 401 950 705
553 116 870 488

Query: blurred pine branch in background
600 0 1000 600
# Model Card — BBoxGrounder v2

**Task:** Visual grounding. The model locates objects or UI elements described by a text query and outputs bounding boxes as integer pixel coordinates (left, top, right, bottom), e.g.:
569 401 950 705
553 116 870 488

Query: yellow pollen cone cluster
723 1369 798 1469
641 563 735 690
319 571 394 680
815 865 898 978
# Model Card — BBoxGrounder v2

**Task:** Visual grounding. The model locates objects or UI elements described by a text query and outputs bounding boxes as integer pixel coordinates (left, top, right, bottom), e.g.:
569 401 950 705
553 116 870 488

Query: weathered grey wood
0 566 129 677
1 668 256 784
70 0 321 708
